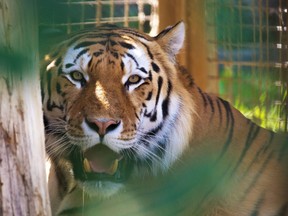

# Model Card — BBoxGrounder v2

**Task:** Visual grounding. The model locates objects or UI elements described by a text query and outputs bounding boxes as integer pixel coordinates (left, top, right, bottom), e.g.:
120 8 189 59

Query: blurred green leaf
0 47 31 76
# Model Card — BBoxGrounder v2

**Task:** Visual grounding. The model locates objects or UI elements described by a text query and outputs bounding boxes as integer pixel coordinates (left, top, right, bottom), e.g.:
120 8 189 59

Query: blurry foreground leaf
0 47 31 76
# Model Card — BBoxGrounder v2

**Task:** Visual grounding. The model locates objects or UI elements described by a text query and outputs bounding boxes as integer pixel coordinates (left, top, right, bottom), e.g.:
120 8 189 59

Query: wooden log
0 0 51 215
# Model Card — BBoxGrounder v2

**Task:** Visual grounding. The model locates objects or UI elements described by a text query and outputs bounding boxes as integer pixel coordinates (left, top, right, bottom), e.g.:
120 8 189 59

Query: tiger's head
42 22 195 197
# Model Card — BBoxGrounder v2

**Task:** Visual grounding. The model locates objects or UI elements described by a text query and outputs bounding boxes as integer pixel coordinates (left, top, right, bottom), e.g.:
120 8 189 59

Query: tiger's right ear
155 21 185 62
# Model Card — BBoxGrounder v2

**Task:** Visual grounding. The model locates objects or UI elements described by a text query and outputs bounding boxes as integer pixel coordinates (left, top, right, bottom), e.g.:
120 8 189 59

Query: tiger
42 21 288 216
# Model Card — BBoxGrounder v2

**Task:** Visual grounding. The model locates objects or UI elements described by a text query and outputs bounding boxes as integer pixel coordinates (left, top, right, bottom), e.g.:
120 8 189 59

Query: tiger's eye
128 75 141 84
70 71 84 81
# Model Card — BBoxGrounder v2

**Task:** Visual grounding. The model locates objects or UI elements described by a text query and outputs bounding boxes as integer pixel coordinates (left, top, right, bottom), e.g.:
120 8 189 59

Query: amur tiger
42 22 288 216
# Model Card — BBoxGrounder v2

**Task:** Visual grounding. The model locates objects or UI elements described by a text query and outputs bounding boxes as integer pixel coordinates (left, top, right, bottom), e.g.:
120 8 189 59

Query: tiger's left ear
155 21 185 62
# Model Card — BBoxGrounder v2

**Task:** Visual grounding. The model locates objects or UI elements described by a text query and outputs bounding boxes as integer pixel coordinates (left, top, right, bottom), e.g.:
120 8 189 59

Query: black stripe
242 151 273 199
242 133 274 178
56 82 61 94
99 40 109 46
95 59 103 68
268 131 275 145
119 41 135 50
140 41 154 60
263 131 274 154
109 40 117 46
143 109 151 118
206 95 215 113
198 87 207 108
155 26 173 39
111 51 119 59
231 124 260 174
46 70 52 98
108 59 115 65
155 76 163 107
120 60 125 71
142 123 163 141
55 57 62 66
249 194 265 216
65 63 74 69
135 112 140 121
216 99 222 127
151 62 160 73
150 111 157 122
73 41 96 49
74 48 89 63
274 203 288 216
57 65 63 75
149 77 163 122
162 81 172 119
218 98 232 130
146 91 153 101
46 98 64 112
278 137 288 161
218 98 234 159
93 51 103 57
118 29 153 41
138 67 148 74
88 58 93 68
67 33 110 47
126 53 139 67
148 70 152 81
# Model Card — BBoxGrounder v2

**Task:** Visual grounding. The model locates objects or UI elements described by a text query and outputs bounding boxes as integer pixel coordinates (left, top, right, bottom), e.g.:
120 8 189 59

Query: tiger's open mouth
70 144 133 183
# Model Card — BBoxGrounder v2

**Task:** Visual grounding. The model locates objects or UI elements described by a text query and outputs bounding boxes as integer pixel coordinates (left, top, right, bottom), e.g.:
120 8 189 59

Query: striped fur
42 22 288 215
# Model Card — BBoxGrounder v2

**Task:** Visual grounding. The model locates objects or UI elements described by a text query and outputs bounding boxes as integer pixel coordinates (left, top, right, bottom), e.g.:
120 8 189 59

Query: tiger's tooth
83 158 91 172
108 159 119 175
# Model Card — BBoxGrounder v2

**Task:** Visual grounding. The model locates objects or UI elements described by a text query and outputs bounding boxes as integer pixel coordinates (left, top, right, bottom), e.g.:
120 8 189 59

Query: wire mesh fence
39 0 159 55
205 0 288 132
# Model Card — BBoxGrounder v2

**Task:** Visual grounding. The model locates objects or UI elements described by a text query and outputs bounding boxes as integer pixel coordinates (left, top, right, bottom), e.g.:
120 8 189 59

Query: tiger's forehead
61 30 154 77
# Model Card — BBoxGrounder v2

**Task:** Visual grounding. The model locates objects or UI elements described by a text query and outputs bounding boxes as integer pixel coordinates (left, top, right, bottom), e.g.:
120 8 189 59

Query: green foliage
0 47 32 77
218 65 286 132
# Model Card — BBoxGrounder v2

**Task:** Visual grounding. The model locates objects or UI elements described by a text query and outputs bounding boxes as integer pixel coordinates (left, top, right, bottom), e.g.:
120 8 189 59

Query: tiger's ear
155 21 185 62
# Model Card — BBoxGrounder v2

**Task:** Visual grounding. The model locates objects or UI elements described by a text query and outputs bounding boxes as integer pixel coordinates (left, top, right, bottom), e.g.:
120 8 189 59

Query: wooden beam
0 0 51 215
158 0 211 90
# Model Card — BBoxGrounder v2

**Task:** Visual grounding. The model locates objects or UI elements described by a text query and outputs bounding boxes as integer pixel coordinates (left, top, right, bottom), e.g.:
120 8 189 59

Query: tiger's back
41 22 288 215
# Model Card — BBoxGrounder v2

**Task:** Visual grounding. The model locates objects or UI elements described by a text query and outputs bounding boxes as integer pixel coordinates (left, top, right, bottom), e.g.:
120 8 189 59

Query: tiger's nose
85 118 121 137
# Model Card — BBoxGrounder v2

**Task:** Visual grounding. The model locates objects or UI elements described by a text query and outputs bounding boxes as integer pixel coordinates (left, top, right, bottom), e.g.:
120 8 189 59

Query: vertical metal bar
67 0 71 34
138 0 144 31
149 0 159 35
124 0 129 27
279 0 288 131
258 0 264 125
284 0 288 131
110 0 114 23
96 0 102 26
278 0 283 130
237 0 243 110
227 0 234 102
264 0 270 128
81 0 85 29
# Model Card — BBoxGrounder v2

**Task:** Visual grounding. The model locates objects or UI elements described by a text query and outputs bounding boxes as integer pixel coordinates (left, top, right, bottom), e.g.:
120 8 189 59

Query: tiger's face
42 22 194 196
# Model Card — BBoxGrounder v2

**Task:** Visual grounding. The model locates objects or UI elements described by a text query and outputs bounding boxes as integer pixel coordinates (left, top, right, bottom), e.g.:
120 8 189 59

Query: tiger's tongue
84 144 120 174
